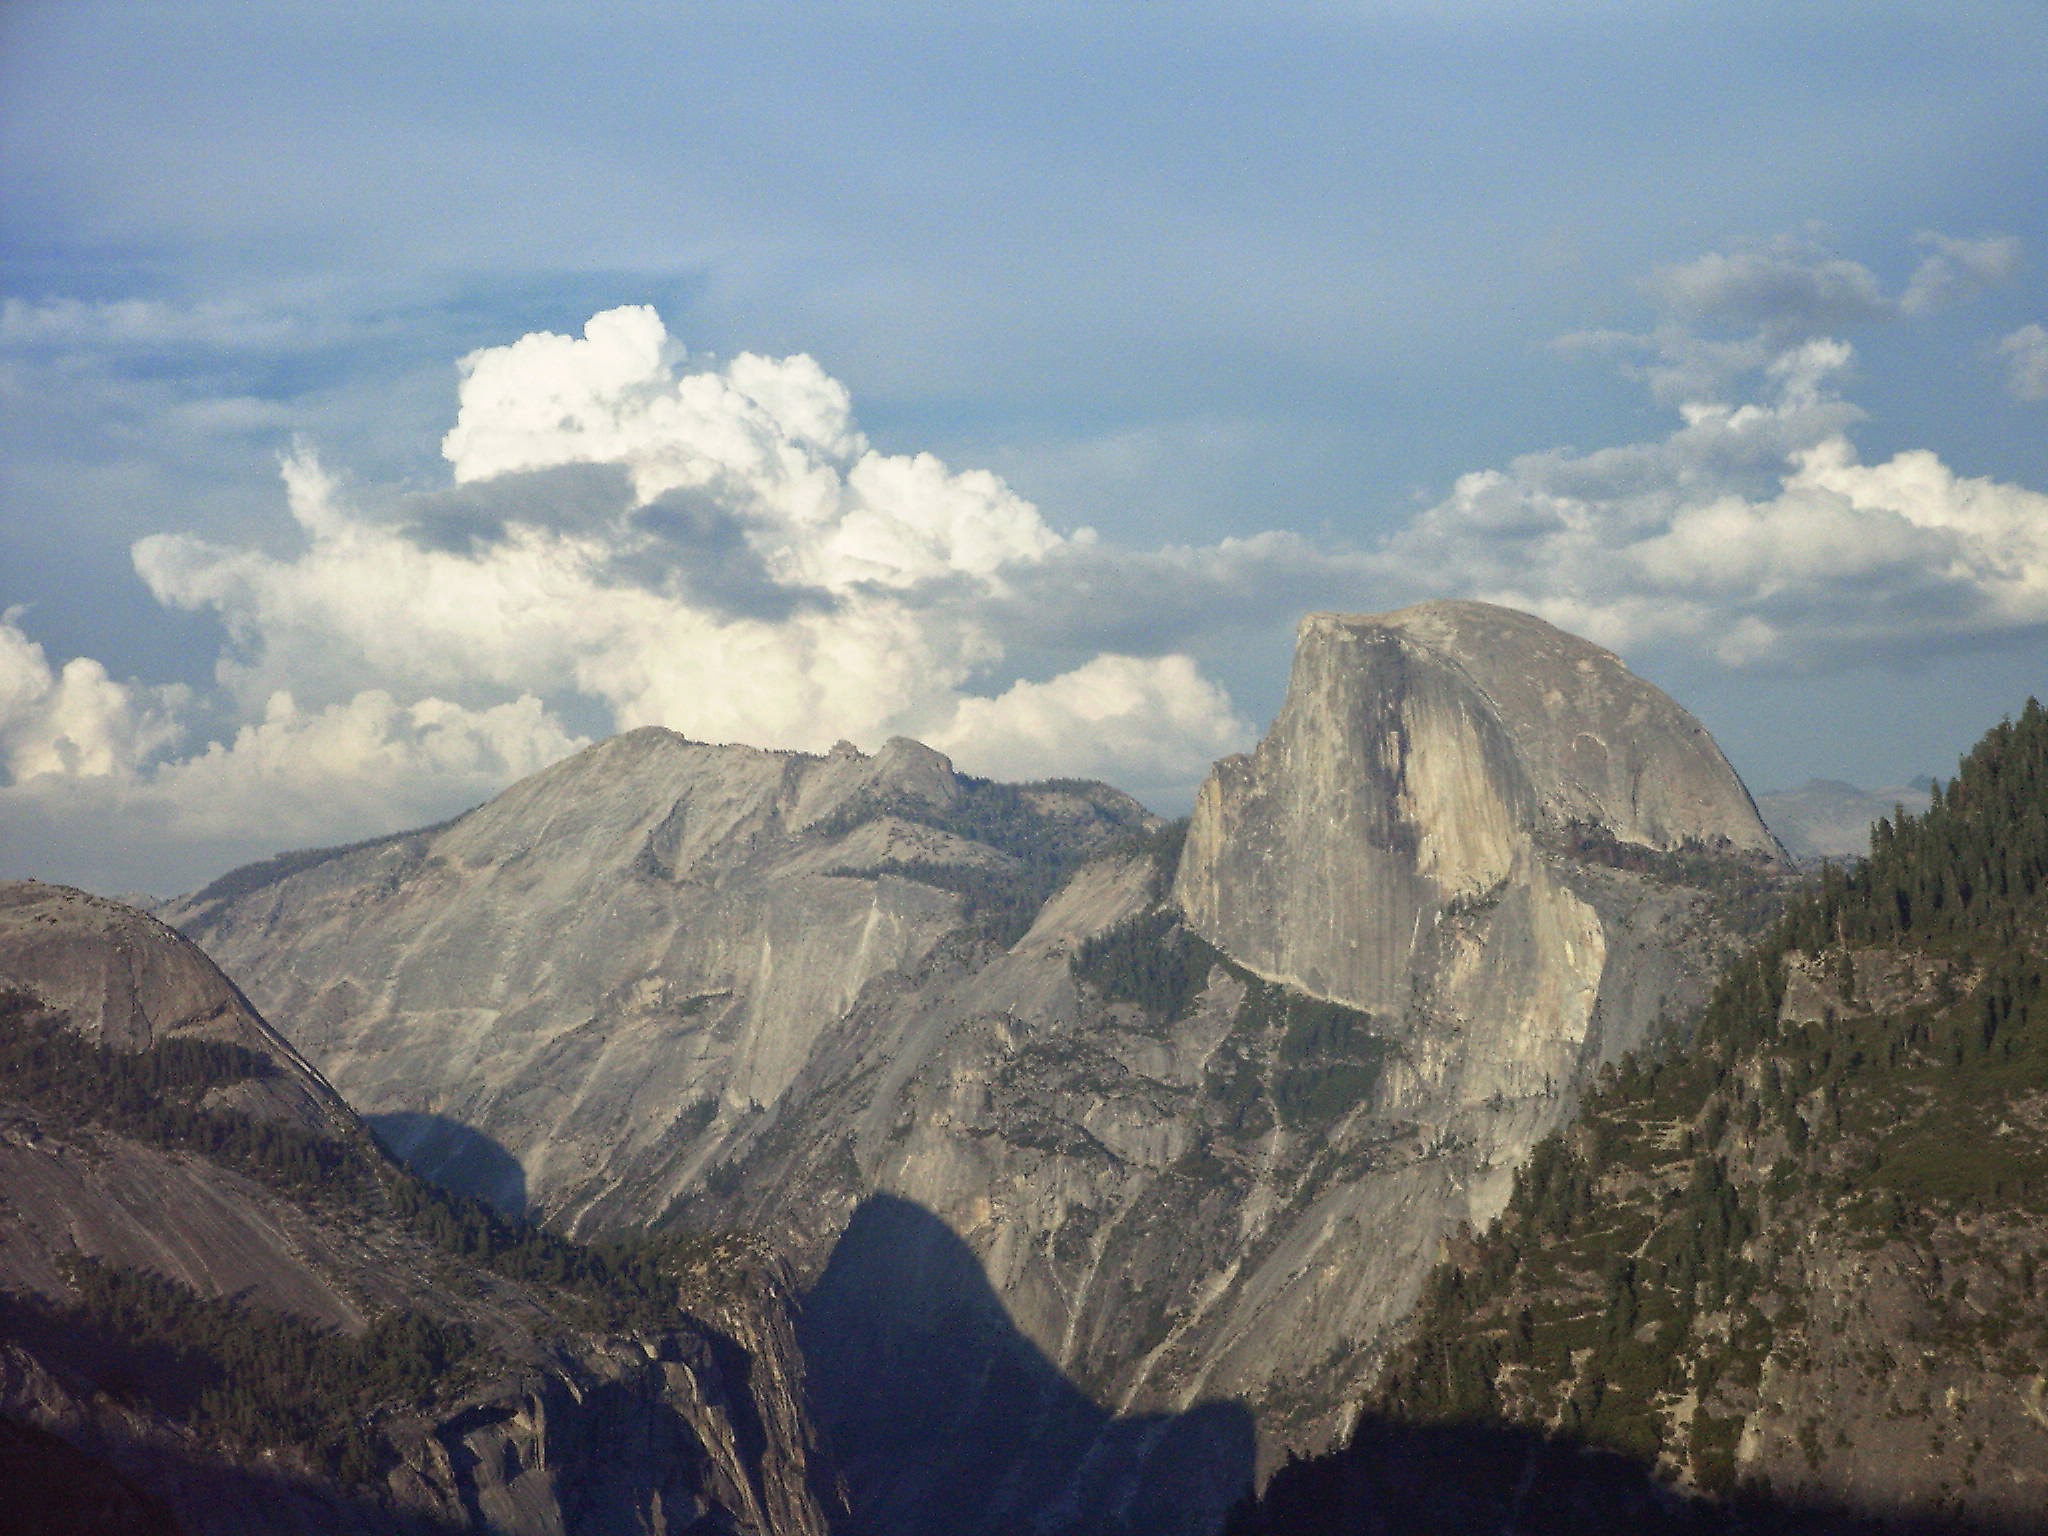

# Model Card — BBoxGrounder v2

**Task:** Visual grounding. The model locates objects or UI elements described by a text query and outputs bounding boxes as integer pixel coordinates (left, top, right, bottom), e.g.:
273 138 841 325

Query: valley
4 601 2042 1534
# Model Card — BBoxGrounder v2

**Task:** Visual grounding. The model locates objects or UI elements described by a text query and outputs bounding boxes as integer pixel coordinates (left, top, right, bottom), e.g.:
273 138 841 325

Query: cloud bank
128 307 1245 767
1642 231 2018 334
4 307 1255 889
1410 232 2042 665
4 233 2041 892
1388 337 2048 665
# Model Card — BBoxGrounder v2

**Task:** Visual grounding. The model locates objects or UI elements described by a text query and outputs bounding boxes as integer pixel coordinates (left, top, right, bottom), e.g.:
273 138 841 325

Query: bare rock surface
163 602 1786 1535
1094 600 1789 1451
1176 601 1779 1012
167 730 1151 1234
0 882 354 1141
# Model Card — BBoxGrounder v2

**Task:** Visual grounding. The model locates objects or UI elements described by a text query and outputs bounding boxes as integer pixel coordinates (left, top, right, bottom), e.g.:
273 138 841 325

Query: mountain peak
1291 598 1778 857
1179 598 1779 1014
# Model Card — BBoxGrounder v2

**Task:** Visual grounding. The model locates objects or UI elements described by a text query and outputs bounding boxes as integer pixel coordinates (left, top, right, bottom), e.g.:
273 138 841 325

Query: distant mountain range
1757 778 1937 864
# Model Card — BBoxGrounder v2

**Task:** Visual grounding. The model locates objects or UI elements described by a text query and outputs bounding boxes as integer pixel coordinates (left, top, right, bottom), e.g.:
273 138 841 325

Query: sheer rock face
1176 602 1779 1015
1119 601 1787 1454
0 888 835 1536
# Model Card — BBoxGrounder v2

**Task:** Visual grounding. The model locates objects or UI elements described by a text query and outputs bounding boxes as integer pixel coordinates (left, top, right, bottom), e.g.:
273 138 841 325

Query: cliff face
1176 602 1779 1014
1094 600 1787 1454
0 884 835 1536
3 1275 833 1536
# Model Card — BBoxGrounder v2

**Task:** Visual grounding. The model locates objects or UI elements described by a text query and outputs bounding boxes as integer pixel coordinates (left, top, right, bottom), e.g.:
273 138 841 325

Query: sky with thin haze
3 2 2047 894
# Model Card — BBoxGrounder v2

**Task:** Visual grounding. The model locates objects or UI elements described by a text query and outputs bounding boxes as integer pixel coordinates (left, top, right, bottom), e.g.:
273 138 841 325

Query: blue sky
3 1 2047 892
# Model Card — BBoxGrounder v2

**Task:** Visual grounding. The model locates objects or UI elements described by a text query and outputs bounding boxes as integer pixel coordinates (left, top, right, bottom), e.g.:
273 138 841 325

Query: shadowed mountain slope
0 882 836 1536
802 1193 1255 1536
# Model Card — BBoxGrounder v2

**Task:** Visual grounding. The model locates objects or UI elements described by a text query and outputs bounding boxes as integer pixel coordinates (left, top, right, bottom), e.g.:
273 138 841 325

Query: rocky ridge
0 883 836 1535
167 730 1153 1232
166 601 1789 1535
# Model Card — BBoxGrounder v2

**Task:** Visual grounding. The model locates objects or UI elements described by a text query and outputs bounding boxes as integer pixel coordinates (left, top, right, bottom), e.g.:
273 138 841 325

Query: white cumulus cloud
0 613 186 781
1900 233 2021 316
934 653 1252 797
7 306 1254 891
0 681 582 897
1387 334 2048 664
440 305 1065 592
1646 238 1891 333
140 688 583 845
126 308 1225 785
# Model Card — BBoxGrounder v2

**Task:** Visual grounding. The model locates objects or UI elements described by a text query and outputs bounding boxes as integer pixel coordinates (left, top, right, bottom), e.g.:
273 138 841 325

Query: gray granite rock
162 602 1787 1534
1176 601 1780 1013
165 731 1152 1232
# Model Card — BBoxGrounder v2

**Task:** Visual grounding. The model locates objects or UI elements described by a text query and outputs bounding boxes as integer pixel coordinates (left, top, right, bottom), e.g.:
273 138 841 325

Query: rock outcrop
163 602 1788 1535
1176 602 1780 1014
0 883 836 1535
1109 601 1788 1447
0 882 356 1143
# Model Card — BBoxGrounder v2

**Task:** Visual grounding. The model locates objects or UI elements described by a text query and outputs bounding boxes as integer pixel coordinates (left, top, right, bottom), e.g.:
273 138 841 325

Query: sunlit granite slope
1177 601 1780 1014
0 882 355 1144
166 602 1787 1534
167 730 1151 1229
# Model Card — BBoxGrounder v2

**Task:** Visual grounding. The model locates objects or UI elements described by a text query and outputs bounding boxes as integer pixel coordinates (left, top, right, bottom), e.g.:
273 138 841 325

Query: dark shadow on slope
0 1416 185 1536
800 1192 1255 1536
1230 1415 2046 1536
365 1112 527 1216
0 1413 464 1536
0 1290 216 1421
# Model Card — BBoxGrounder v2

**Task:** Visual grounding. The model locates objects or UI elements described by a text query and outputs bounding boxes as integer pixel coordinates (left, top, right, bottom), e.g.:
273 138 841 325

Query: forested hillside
1231 702 2048 1534
0 888 836 1536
